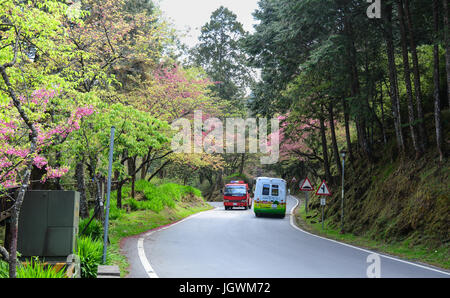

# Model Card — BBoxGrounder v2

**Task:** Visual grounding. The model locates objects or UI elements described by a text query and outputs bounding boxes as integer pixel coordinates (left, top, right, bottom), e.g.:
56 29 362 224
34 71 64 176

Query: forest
244 0 448 178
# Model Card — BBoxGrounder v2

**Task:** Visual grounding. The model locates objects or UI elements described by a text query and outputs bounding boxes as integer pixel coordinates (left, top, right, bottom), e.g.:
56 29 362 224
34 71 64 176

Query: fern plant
77 236 103 278
17 257 66 278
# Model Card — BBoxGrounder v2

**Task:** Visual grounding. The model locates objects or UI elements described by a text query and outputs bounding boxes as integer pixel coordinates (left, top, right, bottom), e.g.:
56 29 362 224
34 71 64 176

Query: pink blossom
5 148 29 158
1 88 94 188
33 155 48 169
42 166 69 182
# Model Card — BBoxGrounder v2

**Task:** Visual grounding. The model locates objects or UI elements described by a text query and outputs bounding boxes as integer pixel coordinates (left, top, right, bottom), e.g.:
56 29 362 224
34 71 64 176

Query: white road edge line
137 206 218 278
288 195 450 276
137 237 158 278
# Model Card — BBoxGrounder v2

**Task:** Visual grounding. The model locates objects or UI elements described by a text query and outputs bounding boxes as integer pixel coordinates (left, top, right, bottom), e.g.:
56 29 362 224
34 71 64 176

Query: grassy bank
294 201 449 270
292 110 450 271
102 180 213 277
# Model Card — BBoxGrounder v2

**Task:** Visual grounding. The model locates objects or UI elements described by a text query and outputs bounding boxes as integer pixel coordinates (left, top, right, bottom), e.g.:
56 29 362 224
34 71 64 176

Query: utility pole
340 149 347 234
103 126 115 264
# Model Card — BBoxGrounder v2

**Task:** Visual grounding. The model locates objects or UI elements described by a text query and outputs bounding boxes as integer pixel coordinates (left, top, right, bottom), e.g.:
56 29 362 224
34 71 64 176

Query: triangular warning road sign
300 177 314 192
316 180 331 196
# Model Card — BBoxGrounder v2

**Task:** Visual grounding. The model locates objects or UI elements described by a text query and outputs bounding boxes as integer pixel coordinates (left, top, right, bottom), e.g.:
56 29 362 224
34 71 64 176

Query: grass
17 257 68 278
1 257 69 278
103 180 213 277
294 202 450 270
77 236 103 278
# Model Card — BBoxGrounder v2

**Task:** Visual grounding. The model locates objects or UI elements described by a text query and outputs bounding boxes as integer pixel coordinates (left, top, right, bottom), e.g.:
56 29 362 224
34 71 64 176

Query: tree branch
147 160 171 182
2 27 20 68
0 246 9 261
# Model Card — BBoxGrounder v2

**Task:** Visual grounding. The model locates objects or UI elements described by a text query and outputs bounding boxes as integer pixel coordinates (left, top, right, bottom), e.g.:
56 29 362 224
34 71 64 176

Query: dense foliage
243 0 449 181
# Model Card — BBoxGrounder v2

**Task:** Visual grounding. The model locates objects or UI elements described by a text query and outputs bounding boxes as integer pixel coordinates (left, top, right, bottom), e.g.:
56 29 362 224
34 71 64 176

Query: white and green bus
253 177 287 218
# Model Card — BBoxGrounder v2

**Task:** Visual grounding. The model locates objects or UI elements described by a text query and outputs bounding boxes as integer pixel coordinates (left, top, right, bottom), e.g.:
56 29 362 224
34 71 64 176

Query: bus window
271 185 279 196
262 184 270 195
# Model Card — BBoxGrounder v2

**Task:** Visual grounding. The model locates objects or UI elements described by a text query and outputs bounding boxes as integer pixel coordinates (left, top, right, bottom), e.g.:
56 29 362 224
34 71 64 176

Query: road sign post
305 192 309 214
320 198 326 230
291 177 297 194
316 181 331 230
322 205 324 230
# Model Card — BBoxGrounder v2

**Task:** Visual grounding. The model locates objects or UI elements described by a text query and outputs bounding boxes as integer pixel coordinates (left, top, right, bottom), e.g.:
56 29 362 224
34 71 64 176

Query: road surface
121 196 450 278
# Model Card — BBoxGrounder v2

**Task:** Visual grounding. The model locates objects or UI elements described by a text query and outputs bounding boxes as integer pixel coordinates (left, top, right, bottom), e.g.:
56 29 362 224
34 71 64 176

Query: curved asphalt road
121 196 450 278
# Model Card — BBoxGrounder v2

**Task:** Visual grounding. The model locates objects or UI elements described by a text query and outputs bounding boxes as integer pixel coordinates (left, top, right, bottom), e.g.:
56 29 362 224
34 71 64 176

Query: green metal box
17 191 80 259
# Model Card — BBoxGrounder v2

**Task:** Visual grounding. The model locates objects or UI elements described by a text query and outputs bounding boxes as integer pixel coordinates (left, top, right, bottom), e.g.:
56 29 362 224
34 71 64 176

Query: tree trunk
443 0 450 108
341 96 354 162
75 159 89 219
55 150 63 190
379 82 387 144
0 63 38 278
94 174 104 221
216 170 224 190
398 0 421 158
8 164 34 278
404 0 427 150
319 105 332 184
127 157 136 199
116 181 125 209
345 16 371 160
383 2 405 152
206 173 214 187
328 101 342 175
239 153 245 175
140 156 148 180
433 0 444 162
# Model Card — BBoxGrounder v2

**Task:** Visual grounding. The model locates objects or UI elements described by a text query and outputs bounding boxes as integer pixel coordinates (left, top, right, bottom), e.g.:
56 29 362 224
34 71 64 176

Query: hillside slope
314 153 449 247
301 112 449 267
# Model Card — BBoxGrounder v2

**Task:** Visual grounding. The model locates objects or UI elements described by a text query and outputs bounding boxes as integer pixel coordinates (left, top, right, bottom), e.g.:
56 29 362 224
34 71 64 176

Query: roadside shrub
79 218 103 241
124 198 140 211
126 180 203 213
184 185 202 198
0 260 8 278
17 257 66 278
135 179 152 192
108 192 126 220
77 236 103 278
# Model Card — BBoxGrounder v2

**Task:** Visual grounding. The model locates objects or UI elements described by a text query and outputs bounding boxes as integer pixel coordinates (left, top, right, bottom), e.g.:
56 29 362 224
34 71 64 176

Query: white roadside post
305 192 309 214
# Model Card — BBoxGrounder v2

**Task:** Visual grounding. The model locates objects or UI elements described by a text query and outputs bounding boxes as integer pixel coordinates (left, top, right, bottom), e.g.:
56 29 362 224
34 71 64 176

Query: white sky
157 0 260 48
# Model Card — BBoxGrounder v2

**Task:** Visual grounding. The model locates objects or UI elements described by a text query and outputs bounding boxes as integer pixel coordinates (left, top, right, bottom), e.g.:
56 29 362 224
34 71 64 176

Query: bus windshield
224 185 247 196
